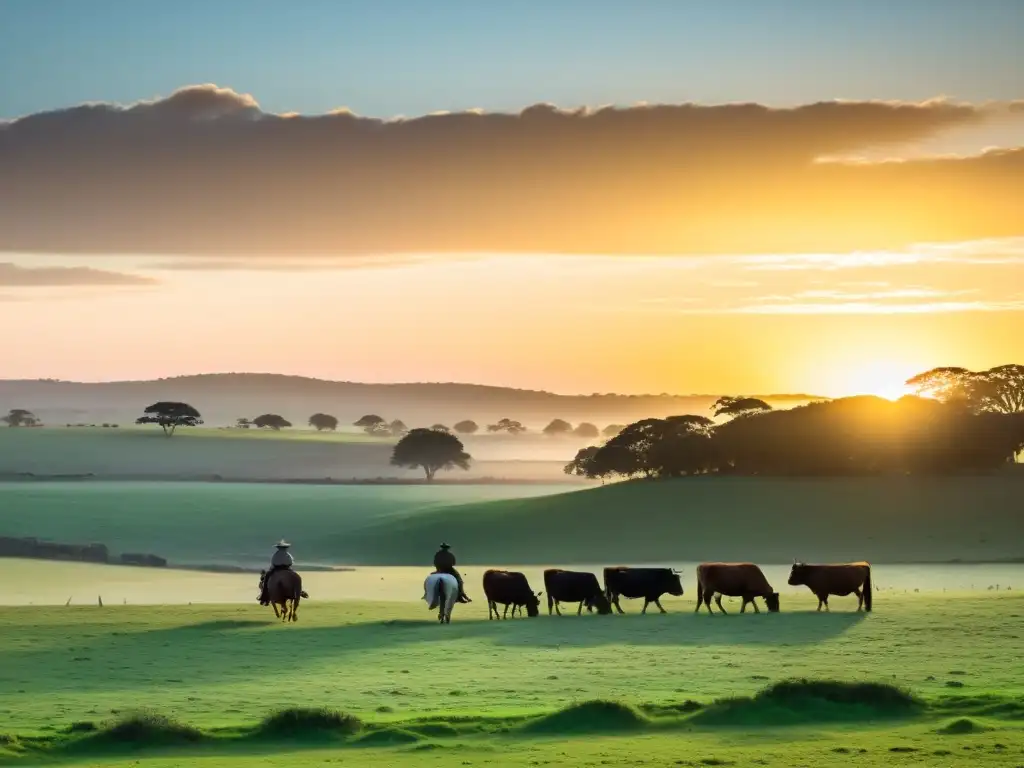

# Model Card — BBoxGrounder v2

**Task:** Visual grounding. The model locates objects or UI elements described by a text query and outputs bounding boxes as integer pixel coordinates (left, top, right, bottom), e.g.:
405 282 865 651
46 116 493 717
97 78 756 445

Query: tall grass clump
87 710 205 746
257 707 363 739
522 699 650 734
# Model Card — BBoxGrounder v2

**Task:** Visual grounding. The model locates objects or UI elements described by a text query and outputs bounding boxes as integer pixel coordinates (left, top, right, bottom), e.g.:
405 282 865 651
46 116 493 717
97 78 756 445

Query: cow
695 563 780 615
788 561 873 612
603 566 684 614
543 569 612 616
482 569 542 619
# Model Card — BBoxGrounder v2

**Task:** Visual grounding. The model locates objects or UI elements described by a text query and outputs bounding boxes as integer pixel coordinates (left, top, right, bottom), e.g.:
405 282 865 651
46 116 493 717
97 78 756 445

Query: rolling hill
0 373 822 430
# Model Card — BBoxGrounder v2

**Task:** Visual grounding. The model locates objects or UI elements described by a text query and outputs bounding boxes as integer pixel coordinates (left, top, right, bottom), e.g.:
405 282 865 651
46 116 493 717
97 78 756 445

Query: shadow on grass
0 607 868 696
4 680 1002 765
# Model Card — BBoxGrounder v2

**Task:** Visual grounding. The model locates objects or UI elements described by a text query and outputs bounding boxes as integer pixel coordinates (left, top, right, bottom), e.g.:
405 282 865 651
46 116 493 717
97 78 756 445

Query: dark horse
260 569 309 622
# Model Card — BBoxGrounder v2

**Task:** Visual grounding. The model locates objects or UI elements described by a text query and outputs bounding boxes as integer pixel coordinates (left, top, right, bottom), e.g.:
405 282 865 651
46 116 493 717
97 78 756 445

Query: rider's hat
439 542 450 549
275 540 291 548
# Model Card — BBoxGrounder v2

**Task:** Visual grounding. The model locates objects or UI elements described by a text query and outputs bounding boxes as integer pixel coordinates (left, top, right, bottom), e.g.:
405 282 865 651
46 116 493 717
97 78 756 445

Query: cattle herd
481 562 873 619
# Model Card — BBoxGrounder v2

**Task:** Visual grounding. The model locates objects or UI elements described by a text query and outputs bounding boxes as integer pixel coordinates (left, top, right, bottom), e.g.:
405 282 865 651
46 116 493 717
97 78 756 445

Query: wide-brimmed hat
275 540 291 548
439 543 450 549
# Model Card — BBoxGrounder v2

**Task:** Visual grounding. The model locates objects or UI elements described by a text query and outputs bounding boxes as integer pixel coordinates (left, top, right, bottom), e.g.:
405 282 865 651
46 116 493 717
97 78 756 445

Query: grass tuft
256 707 362 738
936 717 990 735
692 679 922 726
353 727 421 746
85 710 205 747
522 699 650 734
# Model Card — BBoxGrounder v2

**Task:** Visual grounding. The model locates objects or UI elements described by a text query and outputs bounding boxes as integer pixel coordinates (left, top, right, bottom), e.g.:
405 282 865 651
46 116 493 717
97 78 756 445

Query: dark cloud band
1 85 1021 257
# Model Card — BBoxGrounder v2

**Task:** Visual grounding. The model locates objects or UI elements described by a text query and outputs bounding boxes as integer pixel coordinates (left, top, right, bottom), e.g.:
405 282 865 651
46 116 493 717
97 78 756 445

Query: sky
1 1 1023 396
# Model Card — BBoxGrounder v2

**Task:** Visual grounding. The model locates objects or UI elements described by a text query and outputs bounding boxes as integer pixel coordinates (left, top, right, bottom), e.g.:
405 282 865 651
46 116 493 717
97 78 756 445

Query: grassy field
4 474 1023 569
0 427 580 482
1 593 1022 766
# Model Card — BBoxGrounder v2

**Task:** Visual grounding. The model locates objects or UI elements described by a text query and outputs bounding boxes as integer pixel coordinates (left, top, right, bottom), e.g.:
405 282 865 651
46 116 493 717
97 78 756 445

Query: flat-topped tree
430 423 451 433
389 419 409 437
574 422 599 439
602 424 625 438
453 420 479 435
712 396 773 420
354 414 391 436
2 409 40 427
308 413 339 431
391 428 472 482
543 418 573 436
487 418 526 435
135 402 203 437
253 414 292 430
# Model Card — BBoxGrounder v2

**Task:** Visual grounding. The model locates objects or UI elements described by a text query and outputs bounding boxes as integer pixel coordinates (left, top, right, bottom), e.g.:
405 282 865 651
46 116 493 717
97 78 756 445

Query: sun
829 359 917 401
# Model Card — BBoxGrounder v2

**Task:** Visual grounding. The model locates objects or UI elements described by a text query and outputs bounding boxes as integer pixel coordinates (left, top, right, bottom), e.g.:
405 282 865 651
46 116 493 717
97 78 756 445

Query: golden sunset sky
1 5 1022 397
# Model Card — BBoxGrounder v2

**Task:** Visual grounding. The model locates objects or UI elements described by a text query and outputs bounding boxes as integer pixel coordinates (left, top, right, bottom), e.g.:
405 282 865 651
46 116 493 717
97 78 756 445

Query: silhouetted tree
308 413 339 431
574 422 600 439
354 414 391 436
564 445 600 477
2 408 40 427
542 418 573 436
253 414 292 430
487 418 527 434
389 419 409 437
908 364 1024 416
430 423 451 433
135 402 203 437
453 420 479 435
390 428 472 482
712 396 773 420
235 417 252 429
602 424 625 438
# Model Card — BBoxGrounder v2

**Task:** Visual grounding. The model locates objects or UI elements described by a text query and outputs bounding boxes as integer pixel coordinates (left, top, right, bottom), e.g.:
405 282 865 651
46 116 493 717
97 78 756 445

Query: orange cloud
1 85 1021 257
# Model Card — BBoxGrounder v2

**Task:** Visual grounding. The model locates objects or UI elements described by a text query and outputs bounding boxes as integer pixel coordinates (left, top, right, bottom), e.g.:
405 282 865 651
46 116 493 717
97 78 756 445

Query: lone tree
354 414 391 436
453 420 479 435
543 418 574 437
487 418 527 435
253 414 292 430
712 396 773 420
2 408 40 427
391 428 472 482
907 364 1024 414
389 419 409 437
574 422 600 439
235 417 252 429
308 413 339 431
135 402 203 437
430 423 451 433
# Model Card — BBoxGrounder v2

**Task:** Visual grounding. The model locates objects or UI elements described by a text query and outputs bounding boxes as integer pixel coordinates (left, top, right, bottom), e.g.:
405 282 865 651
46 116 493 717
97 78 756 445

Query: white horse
423 572 459 624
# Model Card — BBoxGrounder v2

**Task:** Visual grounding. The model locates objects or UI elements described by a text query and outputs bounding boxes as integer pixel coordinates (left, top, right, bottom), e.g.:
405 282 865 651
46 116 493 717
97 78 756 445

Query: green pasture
1 593 1022 766
3 474 1023 568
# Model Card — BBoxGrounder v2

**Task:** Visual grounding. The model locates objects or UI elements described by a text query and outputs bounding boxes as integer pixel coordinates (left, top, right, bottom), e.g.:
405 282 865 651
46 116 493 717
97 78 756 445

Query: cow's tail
694 568 704 610
862 565 872 612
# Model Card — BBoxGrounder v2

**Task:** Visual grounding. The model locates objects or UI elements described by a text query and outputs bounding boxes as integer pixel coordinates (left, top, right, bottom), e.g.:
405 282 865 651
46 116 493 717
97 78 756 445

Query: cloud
145 254 478 272
0 262 157 287
1 84 1022 257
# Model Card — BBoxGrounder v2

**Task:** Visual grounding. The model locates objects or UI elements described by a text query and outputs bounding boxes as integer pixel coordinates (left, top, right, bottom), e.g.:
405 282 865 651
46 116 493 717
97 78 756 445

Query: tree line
564 364 1024 480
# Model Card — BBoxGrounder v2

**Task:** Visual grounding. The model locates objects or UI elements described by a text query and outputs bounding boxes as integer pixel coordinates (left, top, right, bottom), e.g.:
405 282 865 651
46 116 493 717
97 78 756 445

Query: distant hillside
342 475 1024 566
0 374 822 430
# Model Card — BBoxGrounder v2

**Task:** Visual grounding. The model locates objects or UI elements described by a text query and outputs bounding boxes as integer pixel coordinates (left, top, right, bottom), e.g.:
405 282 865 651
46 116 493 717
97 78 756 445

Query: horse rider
259 539 294 605
433 542 471 603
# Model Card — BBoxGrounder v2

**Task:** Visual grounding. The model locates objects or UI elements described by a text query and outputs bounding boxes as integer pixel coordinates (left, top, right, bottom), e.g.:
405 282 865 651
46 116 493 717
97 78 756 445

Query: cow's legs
694 590 704 613
712 594 726 614
751 598 760 614
610 593 625 614
503 603 510 619
700 589 715 615
641 599 650 614
654 598 667 614
854 588 864 611
488 600 496 620
577 602 584 616
816 593 830 612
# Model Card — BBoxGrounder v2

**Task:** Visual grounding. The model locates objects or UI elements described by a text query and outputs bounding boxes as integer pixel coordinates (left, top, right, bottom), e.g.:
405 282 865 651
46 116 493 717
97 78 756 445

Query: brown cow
695 563 780 614
787 562 873 612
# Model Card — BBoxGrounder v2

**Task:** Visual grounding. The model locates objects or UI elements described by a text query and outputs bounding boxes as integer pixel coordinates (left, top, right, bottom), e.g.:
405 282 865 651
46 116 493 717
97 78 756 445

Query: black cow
543 569 612 616
603 566 684 614
482 569 541 619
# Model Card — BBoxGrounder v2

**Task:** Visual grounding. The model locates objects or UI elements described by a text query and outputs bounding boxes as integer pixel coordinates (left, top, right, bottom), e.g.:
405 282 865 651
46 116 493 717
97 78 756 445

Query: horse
263 568 308 622
423 572 459 624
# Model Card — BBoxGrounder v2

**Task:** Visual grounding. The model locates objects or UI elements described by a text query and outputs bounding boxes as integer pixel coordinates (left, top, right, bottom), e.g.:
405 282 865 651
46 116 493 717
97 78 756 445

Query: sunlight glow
826 359 918 401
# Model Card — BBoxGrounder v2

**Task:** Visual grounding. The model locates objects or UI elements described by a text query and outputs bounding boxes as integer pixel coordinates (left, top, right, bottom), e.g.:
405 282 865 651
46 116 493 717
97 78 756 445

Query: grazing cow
543 569 612 616
482 569 542 619
695 563 780 615
603 566 684 614
788 562 873 612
